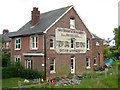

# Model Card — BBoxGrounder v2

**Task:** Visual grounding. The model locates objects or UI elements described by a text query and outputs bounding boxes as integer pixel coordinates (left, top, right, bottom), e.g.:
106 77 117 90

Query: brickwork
11 7 103 78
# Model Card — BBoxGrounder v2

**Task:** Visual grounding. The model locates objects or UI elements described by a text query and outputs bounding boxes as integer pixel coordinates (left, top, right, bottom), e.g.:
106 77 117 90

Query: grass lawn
2 61 119 88
2 78 31 88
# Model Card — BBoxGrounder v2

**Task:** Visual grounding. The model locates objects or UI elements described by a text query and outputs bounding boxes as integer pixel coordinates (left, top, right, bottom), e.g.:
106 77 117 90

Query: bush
2 66 44 79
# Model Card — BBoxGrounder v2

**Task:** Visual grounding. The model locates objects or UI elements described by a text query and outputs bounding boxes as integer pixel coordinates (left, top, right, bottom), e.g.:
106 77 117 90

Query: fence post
44 81 45 88
105 68 107 79
49 78 51 90
39 78 40 87
18 81 21 88
73 73 75 88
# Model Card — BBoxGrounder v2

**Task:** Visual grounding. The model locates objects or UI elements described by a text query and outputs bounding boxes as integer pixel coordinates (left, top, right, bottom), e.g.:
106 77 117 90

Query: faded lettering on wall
55 28 86 53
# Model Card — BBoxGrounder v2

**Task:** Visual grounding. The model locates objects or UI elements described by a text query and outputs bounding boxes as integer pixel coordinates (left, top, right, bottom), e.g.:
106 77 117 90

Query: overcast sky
0 0 119 40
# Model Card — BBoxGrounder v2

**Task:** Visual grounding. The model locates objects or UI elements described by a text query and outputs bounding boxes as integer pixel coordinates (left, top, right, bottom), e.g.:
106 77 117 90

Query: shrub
2 66 44 79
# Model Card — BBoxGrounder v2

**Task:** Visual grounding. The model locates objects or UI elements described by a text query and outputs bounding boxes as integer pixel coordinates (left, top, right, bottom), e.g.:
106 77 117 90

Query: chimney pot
3 29 9 34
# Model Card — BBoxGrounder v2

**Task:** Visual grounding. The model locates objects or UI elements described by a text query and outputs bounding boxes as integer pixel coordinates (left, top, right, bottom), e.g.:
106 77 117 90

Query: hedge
2 66 44 79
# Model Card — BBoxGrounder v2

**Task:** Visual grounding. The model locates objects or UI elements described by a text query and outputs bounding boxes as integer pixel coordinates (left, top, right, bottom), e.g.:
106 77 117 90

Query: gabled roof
10 6 72 37
92 34 103 40
1 32 16 41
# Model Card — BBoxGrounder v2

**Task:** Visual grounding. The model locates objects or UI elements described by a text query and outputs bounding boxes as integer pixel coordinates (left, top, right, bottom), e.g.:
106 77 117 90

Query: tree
104 44 113 59
113 26 120 59
105 38 111 46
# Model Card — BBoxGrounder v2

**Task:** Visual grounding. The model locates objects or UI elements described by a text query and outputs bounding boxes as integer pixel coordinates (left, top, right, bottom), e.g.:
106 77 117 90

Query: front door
71 56 75 74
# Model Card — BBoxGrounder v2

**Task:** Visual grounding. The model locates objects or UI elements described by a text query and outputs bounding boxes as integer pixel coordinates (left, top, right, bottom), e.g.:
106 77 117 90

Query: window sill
87 49 90 51
50 48 54 50
50 71 56 74
15 49 21 50
30 48 38 50
94 64 97 66
96 45 99 46
70 28 76 30
86 67 91 69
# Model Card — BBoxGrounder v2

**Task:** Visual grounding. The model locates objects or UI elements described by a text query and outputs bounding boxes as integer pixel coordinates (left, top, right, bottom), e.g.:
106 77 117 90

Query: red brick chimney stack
3 29 9 34
31 7 40 26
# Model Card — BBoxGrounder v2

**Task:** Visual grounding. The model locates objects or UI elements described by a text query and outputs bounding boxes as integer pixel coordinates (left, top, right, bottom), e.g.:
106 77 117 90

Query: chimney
31 7 40 26
3 29 9 35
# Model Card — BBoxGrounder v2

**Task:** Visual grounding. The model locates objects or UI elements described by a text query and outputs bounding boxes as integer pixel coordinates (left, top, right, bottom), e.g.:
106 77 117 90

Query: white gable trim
73 6 93 37
43 5 73 33
43 5 93 38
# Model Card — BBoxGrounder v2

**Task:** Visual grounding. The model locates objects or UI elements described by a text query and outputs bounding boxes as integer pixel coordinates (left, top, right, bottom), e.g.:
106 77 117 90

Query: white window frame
87 39 90 50
50 36 54 49
6 42 9 49
70 18 75 29
14 55 21 62
71 56 75 74
94 57 97 65
96 42 99 46
30 35 38 50
25 60 32 69
50 59 56 74
15 38 21 50
86 58 91 69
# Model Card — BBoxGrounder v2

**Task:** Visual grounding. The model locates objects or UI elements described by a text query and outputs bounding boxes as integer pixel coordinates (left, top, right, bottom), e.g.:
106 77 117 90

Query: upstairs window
50 36 54 49
96 42 99 46
15 38 21 50
30 35 38 50
87 39 90 50
70 17 75 29
6 42 9 49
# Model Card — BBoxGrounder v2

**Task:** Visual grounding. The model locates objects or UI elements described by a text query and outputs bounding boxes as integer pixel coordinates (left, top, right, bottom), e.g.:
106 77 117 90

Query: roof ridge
40 5 73 15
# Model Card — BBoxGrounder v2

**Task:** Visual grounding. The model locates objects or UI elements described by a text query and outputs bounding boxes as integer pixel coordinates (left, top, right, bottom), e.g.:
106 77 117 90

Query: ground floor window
94 57 97 65
86 57 90 69
50 59 55 73
25 60 32 69
71 56 75 74
14 55 21 62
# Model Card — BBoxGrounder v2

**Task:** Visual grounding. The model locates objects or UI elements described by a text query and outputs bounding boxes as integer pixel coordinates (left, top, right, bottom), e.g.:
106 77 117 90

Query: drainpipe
43 33 46 79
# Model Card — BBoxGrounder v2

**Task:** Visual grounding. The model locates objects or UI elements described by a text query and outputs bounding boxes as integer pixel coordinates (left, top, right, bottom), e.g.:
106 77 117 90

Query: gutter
43 33 46 79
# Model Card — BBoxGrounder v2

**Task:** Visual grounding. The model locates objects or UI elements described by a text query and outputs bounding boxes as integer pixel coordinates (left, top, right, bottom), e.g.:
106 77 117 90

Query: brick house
10 5 103 78
1 29 15 52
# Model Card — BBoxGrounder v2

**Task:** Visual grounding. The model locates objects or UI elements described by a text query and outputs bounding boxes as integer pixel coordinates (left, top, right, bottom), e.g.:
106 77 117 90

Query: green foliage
2 52 11 67
104 44 113 58
2 37 6 44
113 27 120 59
2 66 44 79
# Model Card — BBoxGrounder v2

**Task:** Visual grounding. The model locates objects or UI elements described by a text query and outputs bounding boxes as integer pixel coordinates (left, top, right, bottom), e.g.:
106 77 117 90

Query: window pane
18 39 20 43
71 39 74 48
50 36 54 48
50 59 54 71
50 66 54 70
86 58 89 67
16 39 18 43
18 44 20 48
94 57 96 64
70 18 75 29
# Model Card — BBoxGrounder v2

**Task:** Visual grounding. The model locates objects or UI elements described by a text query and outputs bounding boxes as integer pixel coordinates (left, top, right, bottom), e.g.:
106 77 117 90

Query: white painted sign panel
55 28 87 54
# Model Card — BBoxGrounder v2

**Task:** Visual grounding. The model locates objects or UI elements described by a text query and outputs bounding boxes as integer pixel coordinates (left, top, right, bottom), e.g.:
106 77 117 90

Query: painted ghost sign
55 28 86 53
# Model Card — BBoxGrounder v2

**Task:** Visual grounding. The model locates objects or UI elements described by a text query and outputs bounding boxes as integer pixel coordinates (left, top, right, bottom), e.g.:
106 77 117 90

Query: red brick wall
11 7 103 78
45 7 98 78
11 35 44 71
